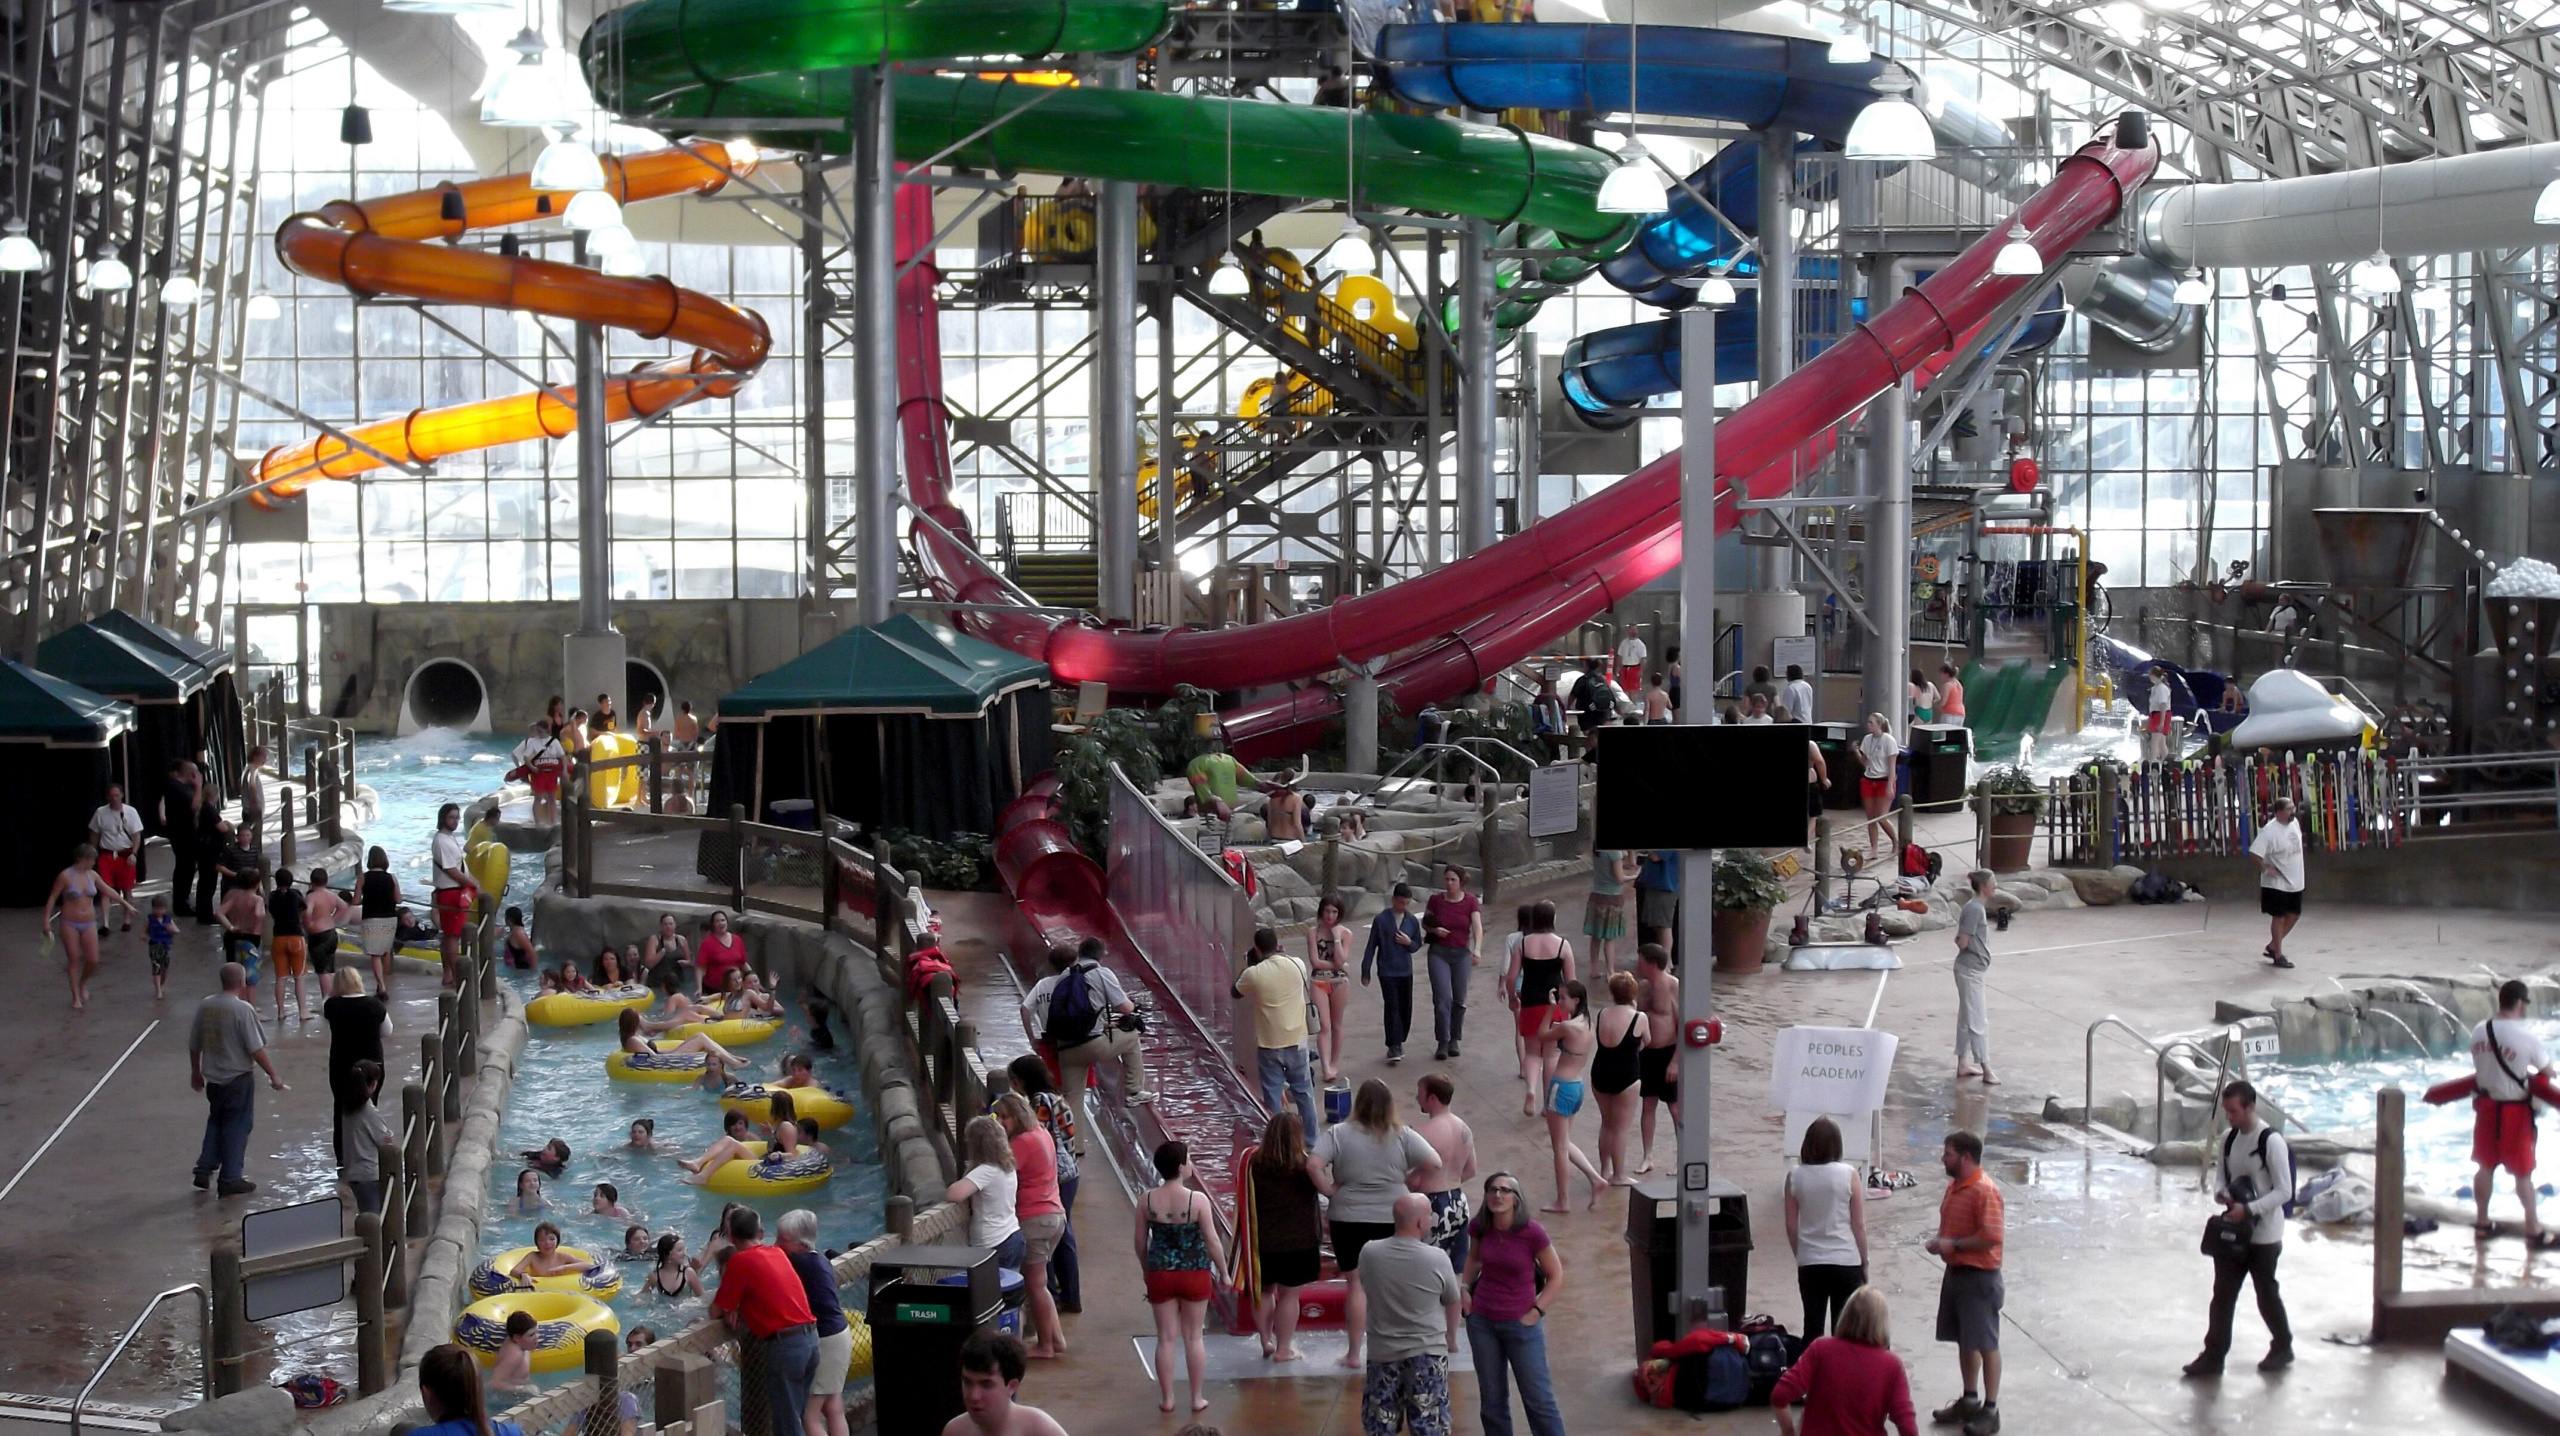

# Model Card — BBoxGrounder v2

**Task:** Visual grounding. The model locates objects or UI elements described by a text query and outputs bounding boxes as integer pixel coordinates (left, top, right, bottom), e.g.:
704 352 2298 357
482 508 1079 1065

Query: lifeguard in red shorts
428 802 477 988
2468 980 2553 1243
510 718 565 826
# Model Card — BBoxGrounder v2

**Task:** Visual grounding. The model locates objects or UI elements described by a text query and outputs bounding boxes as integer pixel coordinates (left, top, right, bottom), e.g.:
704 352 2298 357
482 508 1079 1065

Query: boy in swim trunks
1637 943 1681 1171
219 876 267 992
146 895 176 999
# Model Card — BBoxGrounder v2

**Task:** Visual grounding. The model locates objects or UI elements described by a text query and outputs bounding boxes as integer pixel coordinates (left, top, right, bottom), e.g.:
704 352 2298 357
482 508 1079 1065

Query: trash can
1908 724 1974 810
869 1245 1000 1435
1625 1177 1754 1359
766 798 818 830
1813 723 1862 810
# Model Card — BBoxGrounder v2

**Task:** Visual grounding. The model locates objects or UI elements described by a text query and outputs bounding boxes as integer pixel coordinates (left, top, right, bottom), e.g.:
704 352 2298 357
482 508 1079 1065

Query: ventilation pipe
2136 141 2560 270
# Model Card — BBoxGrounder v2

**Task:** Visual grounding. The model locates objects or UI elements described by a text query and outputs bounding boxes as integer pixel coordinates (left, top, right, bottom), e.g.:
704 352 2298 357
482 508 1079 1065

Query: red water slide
896 128 2157 752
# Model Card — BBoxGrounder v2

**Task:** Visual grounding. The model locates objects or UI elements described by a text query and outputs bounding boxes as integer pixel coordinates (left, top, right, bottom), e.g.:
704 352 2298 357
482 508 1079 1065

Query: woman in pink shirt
1772 1286 1917 1436
997 1092 1068 1361
694 911 748 996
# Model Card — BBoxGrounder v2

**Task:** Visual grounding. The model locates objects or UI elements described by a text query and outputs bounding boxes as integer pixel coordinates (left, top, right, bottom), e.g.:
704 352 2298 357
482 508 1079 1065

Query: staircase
1012 551 1100 610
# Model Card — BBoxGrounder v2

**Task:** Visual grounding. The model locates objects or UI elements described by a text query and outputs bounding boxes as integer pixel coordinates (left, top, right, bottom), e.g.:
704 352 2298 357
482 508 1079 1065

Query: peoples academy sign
1769 1026 1898 1114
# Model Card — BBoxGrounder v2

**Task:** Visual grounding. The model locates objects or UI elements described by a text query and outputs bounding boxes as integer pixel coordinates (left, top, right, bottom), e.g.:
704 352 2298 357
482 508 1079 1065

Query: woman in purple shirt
1460 1171 1566 1436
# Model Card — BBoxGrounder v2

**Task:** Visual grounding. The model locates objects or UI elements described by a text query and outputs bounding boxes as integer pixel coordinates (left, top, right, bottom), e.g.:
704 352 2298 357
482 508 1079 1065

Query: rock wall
2261 973 2558 1064
319 600 821 733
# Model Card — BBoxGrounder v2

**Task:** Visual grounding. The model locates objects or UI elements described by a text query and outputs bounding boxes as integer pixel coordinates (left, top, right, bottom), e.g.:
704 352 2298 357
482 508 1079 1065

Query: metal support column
1093 59 1140 620
1345 663 1381 775
1673 305 1719 1332
800 160 837 641
1457 217 1497 557
1860 257 1911 737
853 67 899 628
563 312 626 719
1155 290 1180 580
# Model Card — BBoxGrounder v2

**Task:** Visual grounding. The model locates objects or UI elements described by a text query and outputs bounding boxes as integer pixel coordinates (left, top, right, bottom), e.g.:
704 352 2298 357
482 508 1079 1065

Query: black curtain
129 703 193 839
703 695 1048 852
0 739 121 905
202 673 244 803
1008 688 1056 784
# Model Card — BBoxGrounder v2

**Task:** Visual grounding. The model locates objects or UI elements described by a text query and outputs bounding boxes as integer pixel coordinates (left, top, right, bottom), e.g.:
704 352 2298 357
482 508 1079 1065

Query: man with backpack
1019 940 1149 1151
2468 980 2550 1245
2183 1081 2294 1377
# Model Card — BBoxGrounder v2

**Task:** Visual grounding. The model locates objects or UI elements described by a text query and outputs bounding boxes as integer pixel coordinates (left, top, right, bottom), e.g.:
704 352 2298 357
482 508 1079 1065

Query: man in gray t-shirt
1357 1193 1461 1436
1953 871 1995 1086
190 962 284 1195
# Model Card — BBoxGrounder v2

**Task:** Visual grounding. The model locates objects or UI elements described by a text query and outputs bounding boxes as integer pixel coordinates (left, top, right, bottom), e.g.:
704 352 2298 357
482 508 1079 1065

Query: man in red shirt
712 1207 821 1436
1925 1130 2004 1436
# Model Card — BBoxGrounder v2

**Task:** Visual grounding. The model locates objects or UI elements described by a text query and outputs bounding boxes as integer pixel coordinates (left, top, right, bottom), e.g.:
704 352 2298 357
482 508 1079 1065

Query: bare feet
1271 1347 1303 1363
1159 1399 1176 1414
1956 1064 1980 1079
1193 1398 1211 1413
1635 1161 1656 1175
1541 1201 1571 1214
1338 1352 1363 1370
1610 1177 1639 1187
1981 1069 2001 1086
1587 1182 1605 1211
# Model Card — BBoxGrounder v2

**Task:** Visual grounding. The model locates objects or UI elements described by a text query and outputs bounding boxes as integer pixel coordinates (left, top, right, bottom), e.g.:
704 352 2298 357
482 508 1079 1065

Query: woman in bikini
1533 980 1609 1213
616 1008 745 1082
1588 972 1650 1185
677 1110 765 1185
1504 900 1576 1114
1306 895 1353 1082
45 843 129 1011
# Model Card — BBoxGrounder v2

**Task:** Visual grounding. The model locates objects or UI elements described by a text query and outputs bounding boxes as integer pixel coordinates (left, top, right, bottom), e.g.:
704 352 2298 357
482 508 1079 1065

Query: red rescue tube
2423 1073 2560 1107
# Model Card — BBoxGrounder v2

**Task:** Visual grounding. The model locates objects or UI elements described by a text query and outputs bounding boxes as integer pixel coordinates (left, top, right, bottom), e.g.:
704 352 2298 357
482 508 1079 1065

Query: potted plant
1975 763 2045 872
1710 849 1789 973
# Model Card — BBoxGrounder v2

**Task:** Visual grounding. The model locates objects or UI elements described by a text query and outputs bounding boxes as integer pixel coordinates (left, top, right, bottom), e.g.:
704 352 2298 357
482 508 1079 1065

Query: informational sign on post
1769 1026 1900 1115
241 1197 346 1322
1772 635 1819 683
1527 762 1581 838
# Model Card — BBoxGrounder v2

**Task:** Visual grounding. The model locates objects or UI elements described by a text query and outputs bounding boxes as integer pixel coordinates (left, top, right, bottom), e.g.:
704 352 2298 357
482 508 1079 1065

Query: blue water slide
1560 283 2061 429
1375 24 1880 139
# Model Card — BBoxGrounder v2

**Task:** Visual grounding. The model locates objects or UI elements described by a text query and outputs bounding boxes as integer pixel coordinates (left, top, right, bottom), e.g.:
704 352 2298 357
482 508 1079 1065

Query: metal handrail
74 1284 209 1436
2083 1016 2294 1147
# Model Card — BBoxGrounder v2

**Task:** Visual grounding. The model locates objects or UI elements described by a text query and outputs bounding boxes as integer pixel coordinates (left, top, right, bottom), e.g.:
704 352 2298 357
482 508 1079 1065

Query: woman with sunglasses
1460 1172 1565 1436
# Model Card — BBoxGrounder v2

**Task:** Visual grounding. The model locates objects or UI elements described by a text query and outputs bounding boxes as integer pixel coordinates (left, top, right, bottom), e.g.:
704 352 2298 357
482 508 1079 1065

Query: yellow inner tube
722 1082 856 1131
669 1014 783 1046
846 1311 874 1381
469 1246 623 1300
465 838 510 897
702 1144 834 1196
452 1291 617 1374
607 1040 711 1084
527 984 654 1028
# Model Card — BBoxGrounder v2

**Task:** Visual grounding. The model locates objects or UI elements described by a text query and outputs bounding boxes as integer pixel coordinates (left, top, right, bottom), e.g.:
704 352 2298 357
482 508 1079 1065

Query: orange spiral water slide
250 140 773 507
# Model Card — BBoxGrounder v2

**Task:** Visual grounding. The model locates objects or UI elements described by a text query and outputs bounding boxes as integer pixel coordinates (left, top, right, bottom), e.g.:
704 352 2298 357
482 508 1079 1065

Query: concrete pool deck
925 878 2560 1435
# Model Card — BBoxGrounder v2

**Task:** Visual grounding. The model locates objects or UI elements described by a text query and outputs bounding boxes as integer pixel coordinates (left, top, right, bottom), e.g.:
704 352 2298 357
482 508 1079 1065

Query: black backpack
1671 1344 1753 1412
1045 963 1103 1046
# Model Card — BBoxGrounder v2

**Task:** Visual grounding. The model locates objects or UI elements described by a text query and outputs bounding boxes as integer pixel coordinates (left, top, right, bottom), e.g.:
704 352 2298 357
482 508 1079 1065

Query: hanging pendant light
439 187 468 224
1596 137 1666 215
482 27 570 127
160 275 203 309
598 250 646 277
562 189 622 231
1826 32 1872 66
1844 65 1936 162
86 255 132 292
1207 253 1250 297
1328 217 1374 275
532 136 608 194
1990 221 2043 277
2535 176 2560 225
2350 249 2401 297
0 219 42 272
2172 268 2210 306
584 222 636 256
245 291 282 321
1696 268 1737 307
340 104 373 146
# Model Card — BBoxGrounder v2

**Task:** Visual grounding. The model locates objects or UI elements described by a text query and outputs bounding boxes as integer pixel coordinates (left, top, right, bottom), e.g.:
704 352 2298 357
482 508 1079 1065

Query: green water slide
581 0 1631 257
1960 658 2074 761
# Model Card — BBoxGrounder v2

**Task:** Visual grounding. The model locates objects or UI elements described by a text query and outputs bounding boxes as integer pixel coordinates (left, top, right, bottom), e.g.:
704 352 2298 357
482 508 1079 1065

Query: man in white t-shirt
429 801 472 985
1781 664 1816 725
88 783 145 928
2247 798 2304 969
2470 980 2551 1243
1615 629 1648 699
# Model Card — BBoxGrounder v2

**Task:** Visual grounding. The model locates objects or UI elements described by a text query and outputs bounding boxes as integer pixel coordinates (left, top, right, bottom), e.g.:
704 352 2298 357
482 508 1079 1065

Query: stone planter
1712 907 1773 973
1984 810 2038 872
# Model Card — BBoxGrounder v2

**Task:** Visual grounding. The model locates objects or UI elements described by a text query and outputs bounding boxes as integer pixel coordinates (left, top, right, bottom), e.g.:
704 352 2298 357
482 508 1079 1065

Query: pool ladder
2082 1015 2296 1154
71 1285 209 1436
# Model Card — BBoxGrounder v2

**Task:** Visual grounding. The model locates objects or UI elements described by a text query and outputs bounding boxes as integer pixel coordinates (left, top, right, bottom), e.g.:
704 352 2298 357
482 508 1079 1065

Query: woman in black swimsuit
1589 971 1649 1187
648 1232 700 1299
1504 900 1577 1113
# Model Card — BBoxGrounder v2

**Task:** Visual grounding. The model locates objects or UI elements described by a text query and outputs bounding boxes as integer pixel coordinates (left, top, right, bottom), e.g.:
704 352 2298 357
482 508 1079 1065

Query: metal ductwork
2059 251 2197 352
2136 141 2560 270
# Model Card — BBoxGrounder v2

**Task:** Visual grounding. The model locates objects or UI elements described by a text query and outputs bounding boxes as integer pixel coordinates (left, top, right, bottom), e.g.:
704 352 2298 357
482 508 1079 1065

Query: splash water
2253 1019 2560 1204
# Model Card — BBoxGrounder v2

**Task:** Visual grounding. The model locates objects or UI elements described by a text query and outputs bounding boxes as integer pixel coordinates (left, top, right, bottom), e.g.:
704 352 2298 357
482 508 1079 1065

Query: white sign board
1771 635 1819 683
2239 1031 2279 1060
1527 763 1582 839
1769 1026 1899 1115
241 1196 347 1322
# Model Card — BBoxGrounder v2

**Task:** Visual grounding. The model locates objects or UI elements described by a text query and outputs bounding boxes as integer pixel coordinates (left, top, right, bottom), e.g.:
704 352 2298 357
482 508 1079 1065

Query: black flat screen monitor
1593 722 1813 851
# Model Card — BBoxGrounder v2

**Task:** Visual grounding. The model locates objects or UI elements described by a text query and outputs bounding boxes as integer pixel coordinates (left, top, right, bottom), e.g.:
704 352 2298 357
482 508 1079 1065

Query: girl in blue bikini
1534 979 1608 1213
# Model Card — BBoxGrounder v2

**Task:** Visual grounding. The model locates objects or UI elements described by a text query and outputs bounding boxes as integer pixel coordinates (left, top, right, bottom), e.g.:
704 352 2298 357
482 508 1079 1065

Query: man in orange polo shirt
1925 1130 2004 1436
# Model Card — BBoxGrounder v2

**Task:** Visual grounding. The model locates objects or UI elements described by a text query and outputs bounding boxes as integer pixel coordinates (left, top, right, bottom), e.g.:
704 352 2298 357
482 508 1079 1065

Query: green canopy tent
705 615 1053 844
0 660 135 905
88 609 246 804
38 618 244 838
